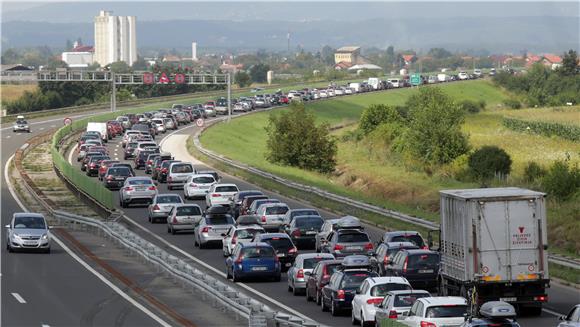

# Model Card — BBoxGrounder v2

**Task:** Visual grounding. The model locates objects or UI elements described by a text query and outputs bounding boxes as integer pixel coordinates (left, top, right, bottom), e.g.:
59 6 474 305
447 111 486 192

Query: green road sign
410 74 421 86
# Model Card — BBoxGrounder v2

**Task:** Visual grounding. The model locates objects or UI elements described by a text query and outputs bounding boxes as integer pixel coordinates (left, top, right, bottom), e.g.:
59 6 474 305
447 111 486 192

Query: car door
404 301 421 327
223 227 234 253
375 294 391 322
353 280 369 319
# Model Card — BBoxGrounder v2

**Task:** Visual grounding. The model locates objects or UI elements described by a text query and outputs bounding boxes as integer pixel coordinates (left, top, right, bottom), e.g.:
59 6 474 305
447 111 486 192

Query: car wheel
6 243 12 253
167 225 171 233
274 274 281 282
148 216 152 223
171 227 176 235
360 312 368 327
232 270 240 283
305 287 312 302
321 297 328 312
331 299 339 316
194 236 199 247
226 267 231 279
351 309 359 325
527 305 542 316
199 241 205 249
316 289 322 305
292 284 299 296
287 283 292 292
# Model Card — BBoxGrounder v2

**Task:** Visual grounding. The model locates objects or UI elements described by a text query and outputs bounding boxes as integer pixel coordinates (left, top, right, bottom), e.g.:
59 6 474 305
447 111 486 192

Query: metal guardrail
193 106 580 272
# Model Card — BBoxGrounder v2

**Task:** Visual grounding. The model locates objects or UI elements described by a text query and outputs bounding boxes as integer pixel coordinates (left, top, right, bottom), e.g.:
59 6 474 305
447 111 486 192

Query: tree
248 63 270 83
132 57 148 71
468 146 512 185
234 71 252 88
427 48 453 59
560 49 578 76
265 102 337 173
402 87 470 167
108 61 131 73
321 45 336 65
359 104 403 134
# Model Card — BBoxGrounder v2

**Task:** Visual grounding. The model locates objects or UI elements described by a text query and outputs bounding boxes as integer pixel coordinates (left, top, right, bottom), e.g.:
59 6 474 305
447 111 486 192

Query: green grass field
199 80 580 257
503 106 580 127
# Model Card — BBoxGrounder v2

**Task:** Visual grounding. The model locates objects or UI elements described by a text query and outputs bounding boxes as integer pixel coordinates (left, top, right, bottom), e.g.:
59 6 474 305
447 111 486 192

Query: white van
367 78 381 90
86 122 108 143
388 79 401 88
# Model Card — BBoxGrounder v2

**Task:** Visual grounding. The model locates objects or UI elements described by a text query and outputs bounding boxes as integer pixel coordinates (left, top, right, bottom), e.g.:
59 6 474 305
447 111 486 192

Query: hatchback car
225 242 281 282
252 233 297 271
205 183 240 207
157 160 181 183
148 194 184 223
400 297 468 327
305 259 343 305
284 215 324 249
5 213 50 253
119 177 158 207
144 153 161 174
86 155 110 177
167 162 196 190
287 253 335 295
379 231 427 249
98 160 120 180
374 290 432 323
124 142 138 160
375 241 420 276
248 198 281 216
256 203 290 232
166 204 203 234
316 216 363 252
183 174 217 199
351 276 413 326
102 166 133 189
194 210 235 249
221 224 265 257
384 249 440 290
230 190 264 218
282 208 321 226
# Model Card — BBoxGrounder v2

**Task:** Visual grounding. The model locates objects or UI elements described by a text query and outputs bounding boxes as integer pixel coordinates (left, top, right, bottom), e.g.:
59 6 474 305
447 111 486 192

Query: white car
335 88 345 96
205 183 239 207
319 90 328 98
221 224 265 257
344 88 354 95
558 304 580 327
287 253 335 295
255 202 290 232
374 290 432 322
351 276 413 326
184 174 217 199
400 296 468 327
327 89 335 97
458 72 469 80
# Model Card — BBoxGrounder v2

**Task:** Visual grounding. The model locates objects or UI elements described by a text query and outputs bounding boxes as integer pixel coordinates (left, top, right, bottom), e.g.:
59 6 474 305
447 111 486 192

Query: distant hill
2 16 578 53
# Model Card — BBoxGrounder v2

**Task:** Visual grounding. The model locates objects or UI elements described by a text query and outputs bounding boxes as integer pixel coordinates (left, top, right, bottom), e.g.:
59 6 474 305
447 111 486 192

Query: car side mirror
356 289 361 294
221 233 226 237
4 225 10 229
304 271 311 277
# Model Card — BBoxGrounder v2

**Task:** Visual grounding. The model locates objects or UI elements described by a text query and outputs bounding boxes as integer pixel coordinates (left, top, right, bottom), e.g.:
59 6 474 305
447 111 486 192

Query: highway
64 112 576 327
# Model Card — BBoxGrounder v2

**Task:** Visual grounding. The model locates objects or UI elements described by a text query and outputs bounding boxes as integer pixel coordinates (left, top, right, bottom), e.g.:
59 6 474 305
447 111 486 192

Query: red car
107 120 124 136
278 96 289 104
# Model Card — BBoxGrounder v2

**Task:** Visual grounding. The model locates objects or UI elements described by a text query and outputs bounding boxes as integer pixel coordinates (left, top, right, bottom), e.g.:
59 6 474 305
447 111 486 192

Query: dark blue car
225 242 281 282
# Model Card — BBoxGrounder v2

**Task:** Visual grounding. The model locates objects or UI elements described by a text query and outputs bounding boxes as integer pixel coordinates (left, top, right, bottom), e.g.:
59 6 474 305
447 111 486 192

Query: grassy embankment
199 80 580 258
1 84 38 102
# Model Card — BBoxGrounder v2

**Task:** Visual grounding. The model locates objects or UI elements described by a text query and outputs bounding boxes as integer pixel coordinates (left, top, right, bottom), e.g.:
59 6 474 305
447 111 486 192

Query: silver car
221 224 265 256
287 253 335 295
167 162 195 190
119 177 158 207
255 203 289 232
166 204 203 234
148 194 184 223
194 208 235 249
151 119 166 133
163 118 176 130
6 213 51 253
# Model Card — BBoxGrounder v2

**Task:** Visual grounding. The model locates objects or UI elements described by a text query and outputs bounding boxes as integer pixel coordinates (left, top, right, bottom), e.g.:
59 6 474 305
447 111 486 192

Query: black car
384 249 440 290
379 231 427 249
134 150 156 170
110 163 136 177
253 233 297 271
375 241 420 276
158 160 181 183
305 259 343 305
283 215 324 249
81 152 104 171
321 256 379 316
86 155 110 177
231 190 264 218
144 153 160 174
124 142 138 160
103 167 133 190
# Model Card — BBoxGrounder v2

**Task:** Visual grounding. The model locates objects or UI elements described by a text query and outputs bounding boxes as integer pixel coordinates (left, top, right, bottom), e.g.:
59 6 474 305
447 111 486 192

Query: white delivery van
367 78 381 90
86 122 109 143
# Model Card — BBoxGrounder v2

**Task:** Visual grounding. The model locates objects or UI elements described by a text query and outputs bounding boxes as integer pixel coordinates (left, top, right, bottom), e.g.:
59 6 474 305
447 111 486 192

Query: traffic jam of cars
17 77 565 327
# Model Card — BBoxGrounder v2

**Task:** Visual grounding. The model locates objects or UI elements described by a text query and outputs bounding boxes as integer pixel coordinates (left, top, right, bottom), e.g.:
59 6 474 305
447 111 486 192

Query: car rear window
387 245 419 256
394 293 431 307
128 179 153 185
265 206 289 215
108 168 131 176
157 195 182 204
338 232 370 243
235 229 261 239
303 257 332 269
425 305 468 318
340 272 374 288
391 235 425 247
216 186 238 192
176 206 201 216
192 176 215 184
295 217 324 229
291 210 318 218
241 246 275 258
408 253 440 267
171 164 193 173
206 216 234 225
370 284 412 297
262 237 293 251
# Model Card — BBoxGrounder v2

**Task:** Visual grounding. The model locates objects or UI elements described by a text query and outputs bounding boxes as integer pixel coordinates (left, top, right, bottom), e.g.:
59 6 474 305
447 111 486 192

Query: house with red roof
402 54 416 65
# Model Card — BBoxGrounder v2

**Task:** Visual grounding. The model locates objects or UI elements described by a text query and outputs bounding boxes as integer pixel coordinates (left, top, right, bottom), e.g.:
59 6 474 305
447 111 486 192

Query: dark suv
239 195 268 216
384 249 440 290
375 241 419 276
134 150 156 170
252 233 297 271
283 215 324 249
305 259 343 305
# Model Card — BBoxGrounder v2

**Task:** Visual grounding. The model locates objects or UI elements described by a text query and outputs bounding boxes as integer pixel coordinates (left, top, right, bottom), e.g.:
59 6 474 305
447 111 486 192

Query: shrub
265 102 337 174
523 161 546 183
459 99 481 114
541 160 580 201
358 104 403 135
468 146 512 185
478 99 487 110
503 98 522 109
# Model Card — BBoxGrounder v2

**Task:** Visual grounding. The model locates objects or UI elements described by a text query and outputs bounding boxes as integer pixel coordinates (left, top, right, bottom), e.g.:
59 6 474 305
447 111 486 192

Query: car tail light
201 227 211 233
383 255 390 264
172 216 178 224
291 229 300 237
420 322 436 327
261 215 266 223
161 168 168 173
107 175 113 180
148 186 156 190
534 295 548 302
147 160 152 165
364 243 374 250
337 290 345 300
231 235 237 244
153 204 160 210
422 245 429 250
297 269 304 279
366 298 382 305
212 193 221 197
388 310 398 319
334 244 344 251
235 254 244 264
288 247 297 255
124 187 133 191
403 257 408 273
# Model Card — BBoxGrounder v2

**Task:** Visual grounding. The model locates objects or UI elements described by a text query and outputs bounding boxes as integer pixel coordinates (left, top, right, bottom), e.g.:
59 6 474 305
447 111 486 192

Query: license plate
24 241 37 245
277 253 285 257
136 187 146 191
419 269 434 274
252 267 267 271
306 231 317 235
347 246 362 251
500 297 517 302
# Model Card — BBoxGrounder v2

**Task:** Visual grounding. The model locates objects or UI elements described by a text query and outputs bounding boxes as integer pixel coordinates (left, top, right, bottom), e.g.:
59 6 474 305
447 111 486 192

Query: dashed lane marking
11 293 26 304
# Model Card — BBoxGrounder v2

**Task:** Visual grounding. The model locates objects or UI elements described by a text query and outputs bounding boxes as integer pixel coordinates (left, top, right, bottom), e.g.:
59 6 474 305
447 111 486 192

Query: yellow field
0 84 38 102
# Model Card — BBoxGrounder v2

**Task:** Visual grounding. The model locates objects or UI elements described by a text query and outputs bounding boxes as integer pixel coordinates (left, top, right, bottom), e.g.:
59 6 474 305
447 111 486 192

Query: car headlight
13 234 21 240
41 234 48 240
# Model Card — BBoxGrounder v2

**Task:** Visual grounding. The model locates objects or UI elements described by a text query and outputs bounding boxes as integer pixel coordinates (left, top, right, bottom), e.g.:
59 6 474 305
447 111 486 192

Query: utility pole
227 73 231 122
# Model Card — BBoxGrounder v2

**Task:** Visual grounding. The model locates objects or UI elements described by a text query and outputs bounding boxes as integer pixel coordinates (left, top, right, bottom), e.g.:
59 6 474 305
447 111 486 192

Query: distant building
61 42 95 68
402 54 416 65
334 46 361 65
192 42 198 61
94 10 137 66
220 63 243 74
162 55 182 63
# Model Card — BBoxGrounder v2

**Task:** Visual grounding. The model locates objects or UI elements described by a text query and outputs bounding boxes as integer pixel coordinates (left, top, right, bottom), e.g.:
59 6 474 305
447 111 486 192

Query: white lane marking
68 144 78 165
6 135 11 139
42 324 50 327
39 127 45 130
121 215 315 322
543 307 565 317
4 157 172 327
11 293 26 304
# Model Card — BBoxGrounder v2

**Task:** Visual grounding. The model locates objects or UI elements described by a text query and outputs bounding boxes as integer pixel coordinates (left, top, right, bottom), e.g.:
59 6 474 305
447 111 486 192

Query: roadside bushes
358 104 404 134
503 98 522 109
459 99 486 113
468 146 512 185
541 160 580 201
265 102 337 174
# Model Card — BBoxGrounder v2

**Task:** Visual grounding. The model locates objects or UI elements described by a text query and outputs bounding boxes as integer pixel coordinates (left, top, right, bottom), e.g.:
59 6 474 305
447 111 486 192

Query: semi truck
433 188 549 315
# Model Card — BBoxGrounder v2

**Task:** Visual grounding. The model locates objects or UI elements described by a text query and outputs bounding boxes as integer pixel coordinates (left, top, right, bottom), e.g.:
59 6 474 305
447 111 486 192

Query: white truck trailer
86 122 109 143
435 188 549 315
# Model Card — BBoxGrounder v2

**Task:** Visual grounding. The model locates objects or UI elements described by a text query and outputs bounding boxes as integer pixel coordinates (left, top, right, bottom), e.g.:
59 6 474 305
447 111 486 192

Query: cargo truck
432 188 549 316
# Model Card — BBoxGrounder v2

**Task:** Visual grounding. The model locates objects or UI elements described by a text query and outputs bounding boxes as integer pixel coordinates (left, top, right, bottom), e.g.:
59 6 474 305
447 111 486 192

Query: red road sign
143 73 154 84
159 73 170 84
196 118 204 127
174 73 185 84
63 117 72 126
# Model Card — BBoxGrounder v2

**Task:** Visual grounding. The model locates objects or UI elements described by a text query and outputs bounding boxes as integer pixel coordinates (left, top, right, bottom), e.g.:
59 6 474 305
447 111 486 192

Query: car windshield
236 229 261 239
192 176 215 184
340 272 374 288
13 216 46 229
128 179 153 185
176 206 201 216
262 237 293 251
391 235 425 247
408 254 440 267
265 206 289 215
370 284 412 296
157 196 182 204
303 257 332 269
295 217 324 229
206 216 234 225
216 186 238 192
394 294 431 307
108 168 131 176
171 164 193 173
338 232 370 243
425 305 468 318
242 247 275 258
